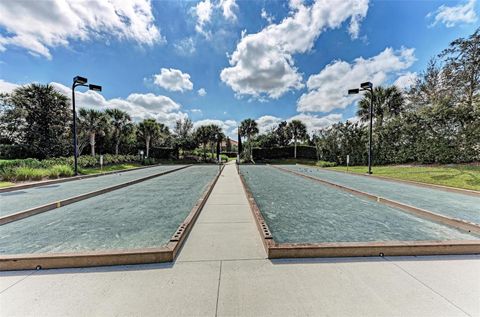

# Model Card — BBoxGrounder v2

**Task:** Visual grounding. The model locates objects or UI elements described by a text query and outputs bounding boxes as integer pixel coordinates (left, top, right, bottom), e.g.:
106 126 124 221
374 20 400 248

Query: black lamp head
360 81 373 89
348 88 360 95
89 84 102 92
74 76 88 85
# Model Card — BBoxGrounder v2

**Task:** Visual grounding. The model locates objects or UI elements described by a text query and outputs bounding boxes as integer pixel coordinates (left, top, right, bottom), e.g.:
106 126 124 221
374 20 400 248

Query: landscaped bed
0 165 222 270
239 165 480 258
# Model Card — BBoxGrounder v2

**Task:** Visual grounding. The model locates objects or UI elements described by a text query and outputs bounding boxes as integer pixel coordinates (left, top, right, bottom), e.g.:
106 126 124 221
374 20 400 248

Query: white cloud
194 0 214 37
394 72 418 90
0 0 163 59
197 88 207 96
190 108 203 114
261 8 275 24
50 82 186 129
297 47 416 113
288 113 343 134
153 68 194 92
219 0 238 21
256 115 283 134
174 37 196 56
220 0 369 99
428 0 477 27
194 118 238 137
0 79 19 93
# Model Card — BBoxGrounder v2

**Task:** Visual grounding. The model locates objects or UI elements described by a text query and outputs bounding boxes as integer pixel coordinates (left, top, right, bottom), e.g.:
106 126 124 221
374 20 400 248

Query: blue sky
0 0 478 137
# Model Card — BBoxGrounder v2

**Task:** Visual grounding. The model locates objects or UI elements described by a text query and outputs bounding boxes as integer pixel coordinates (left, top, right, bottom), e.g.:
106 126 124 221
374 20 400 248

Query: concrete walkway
1 162 479 316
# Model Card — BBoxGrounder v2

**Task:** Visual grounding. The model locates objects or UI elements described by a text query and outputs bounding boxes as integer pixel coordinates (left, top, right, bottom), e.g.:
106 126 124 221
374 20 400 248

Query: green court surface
0 166 218 254
240 165 479 244
0 165 184 217
280 165 480 225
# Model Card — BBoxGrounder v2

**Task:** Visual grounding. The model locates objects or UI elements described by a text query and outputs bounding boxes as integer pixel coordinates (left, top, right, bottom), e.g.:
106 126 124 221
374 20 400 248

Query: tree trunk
146 135 151 157
90 133 96 156
115 140 120 155
247 134 252 160
294 135 297 158
203 143 207 161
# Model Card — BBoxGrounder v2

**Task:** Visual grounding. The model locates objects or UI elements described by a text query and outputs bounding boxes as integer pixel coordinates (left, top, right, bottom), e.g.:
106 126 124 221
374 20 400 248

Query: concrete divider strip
0 165 192 226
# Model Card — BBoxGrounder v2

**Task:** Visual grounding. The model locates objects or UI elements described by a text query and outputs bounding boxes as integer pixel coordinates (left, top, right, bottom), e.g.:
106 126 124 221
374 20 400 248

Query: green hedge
0 154 139 169
221 151 237 158
252 146 317 160
0 144 37 159
149 147 178 159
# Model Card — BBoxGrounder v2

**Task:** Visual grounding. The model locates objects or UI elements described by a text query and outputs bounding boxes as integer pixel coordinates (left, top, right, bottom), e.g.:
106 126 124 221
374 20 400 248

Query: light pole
348 81 374 174
72 76 102 175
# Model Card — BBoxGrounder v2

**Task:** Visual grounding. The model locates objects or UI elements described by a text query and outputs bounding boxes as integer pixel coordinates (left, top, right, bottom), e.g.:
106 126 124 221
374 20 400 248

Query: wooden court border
0 165 224 271
237 165 480 259
273 165 480 235
0 165 192 225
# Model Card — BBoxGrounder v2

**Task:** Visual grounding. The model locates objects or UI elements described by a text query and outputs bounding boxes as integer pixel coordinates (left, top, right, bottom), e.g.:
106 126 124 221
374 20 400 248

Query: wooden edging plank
298 164 480 197
0 164 225 271
273 165 480 235
237 164 480 259
0 163 173 193
0 165 192 226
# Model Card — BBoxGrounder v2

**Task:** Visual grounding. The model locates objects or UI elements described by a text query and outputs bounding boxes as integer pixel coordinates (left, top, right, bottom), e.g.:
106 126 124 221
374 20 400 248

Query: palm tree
357 86 404 127
78 108 108 156
137 118 161 157
287 120 307 159
208 124 223 157
194 125 212 161
239 119 259 160
106 109 132 155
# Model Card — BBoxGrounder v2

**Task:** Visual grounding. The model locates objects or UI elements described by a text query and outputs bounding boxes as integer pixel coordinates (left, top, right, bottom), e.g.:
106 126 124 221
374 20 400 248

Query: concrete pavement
1 162 479 316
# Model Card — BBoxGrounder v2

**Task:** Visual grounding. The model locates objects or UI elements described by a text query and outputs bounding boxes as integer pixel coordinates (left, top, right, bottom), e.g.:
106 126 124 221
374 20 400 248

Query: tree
208 124 223 157
137 118 161 157
225 137 232 152
439 27 479 106
194 125 212 161
78 108 108 156
105 108 132 155
239 119 259 160
275 121 291 147
0 84 71 158
287 120 307 158
357 86 404 127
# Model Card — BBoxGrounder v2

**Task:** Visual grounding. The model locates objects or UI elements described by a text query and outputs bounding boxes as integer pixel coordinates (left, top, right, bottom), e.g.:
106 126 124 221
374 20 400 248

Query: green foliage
315 160 337 167
253 146 317 160
149 147 178 159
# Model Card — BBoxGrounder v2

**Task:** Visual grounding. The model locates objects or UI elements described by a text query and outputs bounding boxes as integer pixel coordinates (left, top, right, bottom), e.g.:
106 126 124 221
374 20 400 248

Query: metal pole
72 84 78 176
368 86 373 175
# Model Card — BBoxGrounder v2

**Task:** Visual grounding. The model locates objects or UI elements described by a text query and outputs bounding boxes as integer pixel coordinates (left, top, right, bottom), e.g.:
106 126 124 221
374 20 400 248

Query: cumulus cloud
261 8 275 24
193 0 238 38
428 0 477 27
153 68 194 92
394 72 418 90
0 79 19 93
193 118 238 137
174 37 196 56
289 113 343 134
220 0 369 99
256 115 282 134
219 0 238 21
50 82 186 129
297 47 416 113
0 0 163 59
197 88 207 96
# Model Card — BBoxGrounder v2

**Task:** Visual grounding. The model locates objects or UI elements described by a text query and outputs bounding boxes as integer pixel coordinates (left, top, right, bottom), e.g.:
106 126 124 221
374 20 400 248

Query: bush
14 167 48 181
221 151 237 158
0 144 37 159
252 146 317 160
149 147 178 159
47 165 74 178
315 160 337 167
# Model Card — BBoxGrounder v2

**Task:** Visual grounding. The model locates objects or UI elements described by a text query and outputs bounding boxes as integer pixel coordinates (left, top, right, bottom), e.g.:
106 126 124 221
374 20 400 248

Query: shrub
14 167 48 181
221 151 237 158
47 165 74 178
0 144 37 159
315 160 337 167
149 147 178 159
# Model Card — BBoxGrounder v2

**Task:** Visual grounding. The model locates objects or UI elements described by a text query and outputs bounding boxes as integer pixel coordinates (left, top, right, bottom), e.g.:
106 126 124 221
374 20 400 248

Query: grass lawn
0 181 14 188
79 163 142 175
326 164 480 191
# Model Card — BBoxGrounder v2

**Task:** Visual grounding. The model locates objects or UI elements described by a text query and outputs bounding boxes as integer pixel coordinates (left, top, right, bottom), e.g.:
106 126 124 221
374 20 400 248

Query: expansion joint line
215 260 223 317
